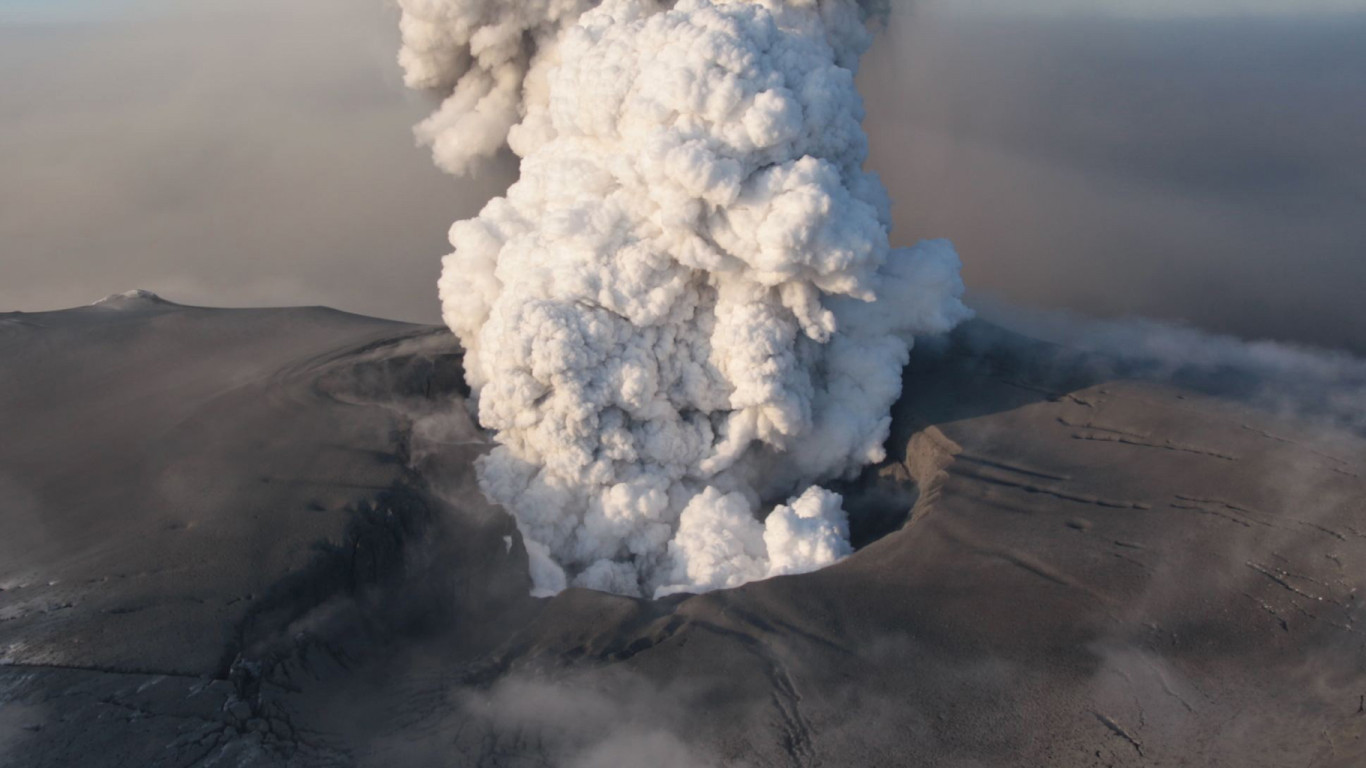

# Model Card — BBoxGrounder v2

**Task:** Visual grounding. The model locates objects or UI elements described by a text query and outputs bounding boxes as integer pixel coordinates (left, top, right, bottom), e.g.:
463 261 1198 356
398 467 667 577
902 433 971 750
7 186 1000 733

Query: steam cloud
397 0 970 598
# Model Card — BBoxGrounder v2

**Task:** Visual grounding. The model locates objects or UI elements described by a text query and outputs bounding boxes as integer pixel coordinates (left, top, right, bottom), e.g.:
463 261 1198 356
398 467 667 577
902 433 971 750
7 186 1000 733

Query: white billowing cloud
394 0 600 175
401 0 971 598
763 486 853 577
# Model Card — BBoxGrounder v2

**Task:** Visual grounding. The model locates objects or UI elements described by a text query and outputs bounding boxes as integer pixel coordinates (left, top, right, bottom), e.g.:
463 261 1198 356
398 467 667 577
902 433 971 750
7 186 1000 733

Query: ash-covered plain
1 292 1364 767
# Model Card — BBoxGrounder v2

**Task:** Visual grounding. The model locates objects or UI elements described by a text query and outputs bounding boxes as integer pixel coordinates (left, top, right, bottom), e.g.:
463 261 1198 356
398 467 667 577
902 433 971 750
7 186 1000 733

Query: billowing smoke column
397 0 971 598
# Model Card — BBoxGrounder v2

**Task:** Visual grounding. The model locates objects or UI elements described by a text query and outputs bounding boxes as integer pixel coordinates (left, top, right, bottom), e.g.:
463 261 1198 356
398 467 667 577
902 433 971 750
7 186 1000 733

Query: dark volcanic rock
1 306 1364 767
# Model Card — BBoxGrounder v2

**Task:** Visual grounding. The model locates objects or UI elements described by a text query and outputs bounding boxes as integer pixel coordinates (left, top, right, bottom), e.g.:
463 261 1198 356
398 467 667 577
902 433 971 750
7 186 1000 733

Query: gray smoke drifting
972 297 1366 435
455 676 712 768
397 0 970 597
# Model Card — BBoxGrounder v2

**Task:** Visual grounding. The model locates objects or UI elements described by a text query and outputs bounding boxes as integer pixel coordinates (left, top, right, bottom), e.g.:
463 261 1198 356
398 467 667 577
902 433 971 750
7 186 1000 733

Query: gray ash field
2 293 1363 767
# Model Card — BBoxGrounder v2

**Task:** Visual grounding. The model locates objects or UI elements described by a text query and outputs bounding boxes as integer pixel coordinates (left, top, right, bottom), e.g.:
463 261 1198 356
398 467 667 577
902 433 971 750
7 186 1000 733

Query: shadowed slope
0 295 438 674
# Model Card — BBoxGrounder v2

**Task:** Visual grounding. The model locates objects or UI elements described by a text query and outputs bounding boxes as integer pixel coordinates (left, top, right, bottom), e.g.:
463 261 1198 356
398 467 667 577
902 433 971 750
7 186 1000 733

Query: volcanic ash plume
397 0 971 598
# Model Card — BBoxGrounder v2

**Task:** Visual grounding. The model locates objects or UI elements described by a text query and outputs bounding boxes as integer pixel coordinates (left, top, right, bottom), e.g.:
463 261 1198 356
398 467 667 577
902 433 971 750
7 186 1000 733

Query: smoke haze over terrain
1 0 1364 356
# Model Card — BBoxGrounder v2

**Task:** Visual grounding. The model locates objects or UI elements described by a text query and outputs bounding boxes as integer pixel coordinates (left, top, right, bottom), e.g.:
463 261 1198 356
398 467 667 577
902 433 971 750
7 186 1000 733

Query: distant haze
0 0 513 323
1 0 1363 354
862 3 1366 355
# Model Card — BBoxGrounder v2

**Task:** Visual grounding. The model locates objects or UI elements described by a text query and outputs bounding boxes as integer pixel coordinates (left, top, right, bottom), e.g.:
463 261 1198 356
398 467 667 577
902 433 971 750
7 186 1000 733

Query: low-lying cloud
458 676 712 768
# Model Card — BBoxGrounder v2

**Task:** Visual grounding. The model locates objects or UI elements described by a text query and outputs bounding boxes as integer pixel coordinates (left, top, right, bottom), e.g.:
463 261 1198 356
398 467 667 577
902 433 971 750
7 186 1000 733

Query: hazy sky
863 1 1366 353
1 0 1363 353
942 0 1364 16
0 0 513 321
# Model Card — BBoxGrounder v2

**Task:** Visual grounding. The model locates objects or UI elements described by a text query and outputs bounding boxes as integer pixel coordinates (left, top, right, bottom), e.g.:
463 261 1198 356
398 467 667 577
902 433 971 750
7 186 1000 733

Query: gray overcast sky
862 2 1366 354
1 0 1364 353
0 0 513 323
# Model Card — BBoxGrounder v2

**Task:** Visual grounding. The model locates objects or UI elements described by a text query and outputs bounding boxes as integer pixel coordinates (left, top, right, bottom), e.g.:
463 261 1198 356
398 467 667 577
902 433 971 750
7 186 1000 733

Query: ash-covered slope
0 294 475 676
2 304 1364 768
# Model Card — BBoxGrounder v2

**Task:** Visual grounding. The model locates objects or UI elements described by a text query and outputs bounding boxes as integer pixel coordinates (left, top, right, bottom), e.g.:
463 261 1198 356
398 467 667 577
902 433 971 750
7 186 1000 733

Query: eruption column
397 0 971 598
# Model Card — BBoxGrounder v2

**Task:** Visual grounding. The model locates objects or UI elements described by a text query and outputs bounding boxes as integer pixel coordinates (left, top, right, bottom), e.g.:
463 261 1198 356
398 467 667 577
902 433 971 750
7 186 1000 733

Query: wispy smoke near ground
399 0 970 597
971 296 1366 435
455 676 711 768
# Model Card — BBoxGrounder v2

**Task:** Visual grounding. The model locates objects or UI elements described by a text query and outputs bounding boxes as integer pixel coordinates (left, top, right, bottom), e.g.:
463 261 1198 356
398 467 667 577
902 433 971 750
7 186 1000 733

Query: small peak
91 289 170 308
